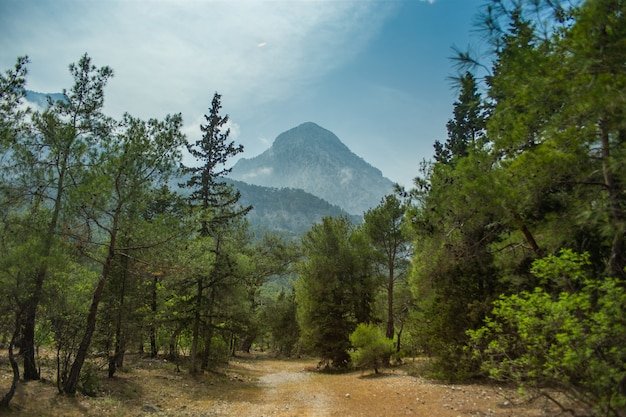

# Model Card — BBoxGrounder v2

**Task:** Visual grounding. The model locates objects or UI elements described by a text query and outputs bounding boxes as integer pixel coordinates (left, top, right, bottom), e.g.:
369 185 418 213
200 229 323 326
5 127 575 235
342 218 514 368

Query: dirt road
3 354 560 416
196 355 556 417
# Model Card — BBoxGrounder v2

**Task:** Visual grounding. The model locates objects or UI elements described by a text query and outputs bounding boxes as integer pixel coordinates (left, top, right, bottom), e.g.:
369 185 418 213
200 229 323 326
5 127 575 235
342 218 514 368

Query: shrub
468 250 626 417
349 323 395 374
79 362 100 397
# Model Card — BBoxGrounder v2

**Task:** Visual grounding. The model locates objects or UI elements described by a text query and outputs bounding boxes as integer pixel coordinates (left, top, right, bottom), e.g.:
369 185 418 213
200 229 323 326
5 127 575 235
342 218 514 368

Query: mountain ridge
225 178 362 235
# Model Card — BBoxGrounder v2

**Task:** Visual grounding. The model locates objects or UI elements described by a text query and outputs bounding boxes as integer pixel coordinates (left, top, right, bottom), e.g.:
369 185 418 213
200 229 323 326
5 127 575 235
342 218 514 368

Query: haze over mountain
229 122 395 215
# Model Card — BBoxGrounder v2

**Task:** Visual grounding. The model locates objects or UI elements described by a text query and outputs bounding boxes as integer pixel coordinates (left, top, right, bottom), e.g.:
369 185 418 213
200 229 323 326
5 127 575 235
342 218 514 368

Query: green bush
207 336 230 364
79 362 100 397
349 323 395 374
468 250 626 417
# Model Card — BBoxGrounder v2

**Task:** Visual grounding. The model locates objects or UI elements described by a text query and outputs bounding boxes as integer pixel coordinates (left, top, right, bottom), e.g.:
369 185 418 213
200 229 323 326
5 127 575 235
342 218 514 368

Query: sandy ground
0 353 565 417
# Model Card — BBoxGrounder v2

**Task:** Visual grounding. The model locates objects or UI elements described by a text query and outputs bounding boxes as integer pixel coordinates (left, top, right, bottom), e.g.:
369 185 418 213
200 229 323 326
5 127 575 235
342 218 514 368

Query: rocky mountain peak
229 122 394 215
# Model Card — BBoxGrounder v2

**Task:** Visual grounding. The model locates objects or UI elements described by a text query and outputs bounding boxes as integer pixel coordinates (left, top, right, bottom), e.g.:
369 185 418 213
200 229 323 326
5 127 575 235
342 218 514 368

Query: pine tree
180 92 251 373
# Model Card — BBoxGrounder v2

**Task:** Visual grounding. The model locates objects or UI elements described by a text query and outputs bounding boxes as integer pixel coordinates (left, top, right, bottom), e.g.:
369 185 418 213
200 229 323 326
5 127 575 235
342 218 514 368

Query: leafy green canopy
349 323 395 374
468 250 626 417
296 216 377 367
407 0 626 385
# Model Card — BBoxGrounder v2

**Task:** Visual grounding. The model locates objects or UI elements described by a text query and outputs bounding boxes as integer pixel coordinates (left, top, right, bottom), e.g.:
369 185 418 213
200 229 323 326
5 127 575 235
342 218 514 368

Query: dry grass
0 351 568 416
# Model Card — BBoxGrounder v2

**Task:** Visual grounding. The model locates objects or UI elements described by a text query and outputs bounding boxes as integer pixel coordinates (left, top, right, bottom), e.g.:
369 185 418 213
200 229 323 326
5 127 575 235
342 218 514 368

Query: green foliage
79 362 100 397
228 179 361 235
205 336 230 365
261 288 300 356
296 216 377 368
434 72 486 164
406 0 626 386
468 250 626 416
0 56 29 152
349 323 395 374
363 194 412 340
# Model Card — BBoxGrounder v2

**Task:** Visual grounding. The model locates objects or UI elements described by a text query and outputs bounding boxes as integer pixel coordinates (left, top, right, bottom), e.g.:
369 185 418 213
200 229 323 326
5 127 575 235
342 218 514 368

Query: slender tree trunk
0 321 21 408
150 275 159 358
510 210 545 258
386 261 395 339
396 326 403 354
201 326 213 370
109 257 128 378
200 288 216 370
190 278 203 374
167 327 181 361
600 121 626 279
21 153 70 381
63 215 119 394
20 301 39 380
64 268 111 392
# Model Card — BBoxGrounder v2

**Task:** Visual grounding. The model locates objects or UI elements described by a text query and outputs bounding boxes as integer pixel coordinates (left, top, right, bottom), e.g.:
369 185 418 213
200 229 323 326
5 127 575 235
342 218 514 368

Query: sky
1 0 487 188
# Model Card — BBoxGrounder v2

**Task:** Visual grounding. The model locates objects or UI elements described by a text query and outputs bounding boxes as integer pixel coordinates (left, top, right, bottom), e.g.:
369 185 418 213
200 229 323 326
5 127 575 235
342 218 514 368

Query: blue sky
1 0 486 188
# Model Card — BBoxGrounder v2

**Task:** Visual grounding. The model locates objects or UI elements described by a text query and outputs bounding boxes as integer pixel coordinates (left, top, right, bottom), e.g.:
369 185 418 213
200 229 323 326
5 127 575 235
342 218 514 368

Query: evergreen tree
434 72 486 164
296 216 377 367
4 54 114 381
363 194 411 340
62 112 185 394
180 92 251 373
182 92 250 235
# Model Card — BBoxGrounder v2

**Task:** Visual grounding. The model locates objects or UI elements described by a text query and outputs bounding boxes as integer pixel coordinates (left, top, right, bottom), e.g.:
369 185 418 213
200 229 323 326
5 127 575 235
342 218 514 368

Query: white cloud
240 166 273 180
1 1 396 121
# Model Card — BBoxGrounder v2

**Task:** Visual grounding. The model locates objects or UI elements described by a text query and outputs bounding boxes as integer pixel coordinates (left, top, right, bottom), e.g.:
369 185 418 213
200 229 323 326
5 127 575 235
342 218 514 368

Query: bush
349 323 395 374
207 336 230 364
468 250 626 417
79 362 100 397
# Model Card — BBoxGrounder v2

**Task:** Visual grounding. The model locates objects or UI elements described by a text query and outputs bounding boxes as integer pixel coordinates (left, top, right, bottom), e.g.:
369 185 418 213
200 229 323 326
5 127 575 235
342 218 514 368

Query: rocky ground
0 353 569 417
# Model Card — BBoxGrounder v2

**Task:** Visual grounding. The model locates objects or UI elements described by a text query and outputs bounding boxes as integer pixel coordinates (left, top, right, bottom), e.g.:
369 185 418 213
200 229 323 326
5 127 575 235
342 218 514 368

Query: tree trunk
200 327 213 370
167 327 181 361
511 210 545 258
239 334 255 354
21 154 69 381
600 121 626 280
63 273 107 393
396 326 403 354
109 258 128 378
200 288 216 370
150 275 159 358
0 323 20 408
63 220 118 394
189 278 203 374
386 261 395 340
20 301 40 380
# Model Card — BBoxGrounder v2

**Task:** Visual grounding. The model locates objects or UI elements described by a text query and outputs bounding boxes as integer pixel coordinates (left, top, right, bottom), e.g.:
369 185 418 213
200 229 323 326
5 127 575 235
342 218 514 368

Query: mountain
228 122 395 215
24 90 66 109
225 179 361 235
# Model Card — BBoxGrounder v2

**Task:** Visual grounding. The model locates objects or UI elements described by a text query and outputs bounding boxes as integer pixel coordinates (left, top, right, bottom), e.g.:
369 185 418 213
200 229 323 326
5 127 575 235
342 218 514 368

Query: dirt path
197 355 556 417
1 353 561 416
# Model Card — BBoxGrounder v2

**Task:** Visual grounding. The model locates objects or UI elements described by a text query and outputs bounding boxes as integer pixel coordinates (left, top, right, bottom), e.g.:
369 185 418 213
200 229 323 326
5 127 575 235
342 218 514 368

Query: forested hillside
225 179 362 235
1 1 625 416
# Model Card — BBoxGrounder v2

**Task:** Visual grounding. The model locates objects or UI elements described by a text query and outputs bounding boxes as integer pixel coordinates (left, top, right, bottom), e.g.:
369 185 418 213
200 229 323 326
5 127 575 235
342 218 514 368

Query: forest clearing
1 352 568 417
